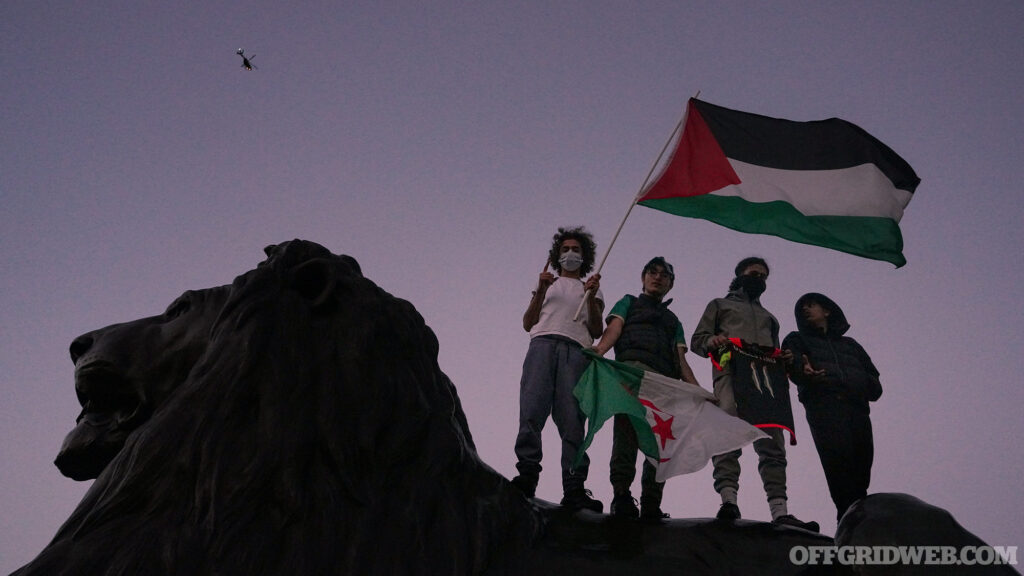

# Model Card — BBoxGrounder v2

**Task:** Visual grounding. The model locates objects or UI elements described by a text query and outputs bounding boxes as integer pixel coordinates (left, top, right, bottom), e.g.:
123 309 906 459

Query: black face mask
730 275 767 297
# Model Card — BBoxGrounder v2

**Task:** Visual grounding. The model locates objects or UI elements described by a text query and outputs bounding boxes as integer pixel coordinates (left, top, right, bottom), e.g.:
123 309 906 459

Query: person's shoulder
608 294 635 316
703 295 727 307
840 334 868 351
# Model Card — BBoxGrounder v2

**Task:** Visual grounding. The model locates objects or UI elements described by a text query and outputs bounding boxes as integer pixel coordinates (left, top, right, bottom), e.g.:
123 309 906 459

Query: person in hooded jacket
782 292 882 523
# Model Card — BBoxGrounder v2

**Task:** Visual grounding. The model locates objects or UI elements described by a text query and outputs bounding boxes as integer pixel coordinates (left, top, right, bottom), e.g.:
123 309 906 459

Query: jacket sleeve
782 331 811 385
849 338 883 401
690 300 719 359
848 339 880 378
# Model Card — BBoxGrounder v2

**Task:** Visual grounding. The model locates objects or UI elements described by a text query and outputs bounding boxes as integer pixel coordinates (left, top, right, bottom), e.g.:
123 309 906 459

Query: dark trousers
609 414 664 509
803 398 874 522
608 360 665 510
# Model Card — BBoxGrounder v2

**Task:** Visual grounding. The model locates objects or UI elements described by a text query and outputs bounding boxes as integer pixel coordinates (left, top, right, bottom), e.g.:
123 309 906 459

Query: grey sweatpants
513 335 591 492
711 374 788 502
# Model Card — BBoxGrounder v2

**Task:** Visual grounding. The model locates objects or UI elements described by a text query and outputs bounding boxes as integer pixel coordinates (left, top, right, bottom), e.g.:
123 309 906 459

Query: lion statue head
18 240 538 576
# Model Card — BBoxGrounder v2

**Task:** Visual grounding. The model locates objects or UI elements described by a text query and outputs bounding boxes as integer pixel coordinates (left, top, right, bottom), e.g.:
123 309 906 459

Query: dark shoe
773 514 820 533
510 475 536 499
611 492 639 519
716 502 741 520
640 506 670 522
561 489 603 513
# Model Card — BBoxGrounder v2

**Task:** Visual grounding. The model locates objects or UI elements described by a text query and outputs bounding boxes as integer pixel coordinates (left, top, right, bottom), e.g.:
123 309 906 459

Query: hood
794 292 850 336
725 287 761 304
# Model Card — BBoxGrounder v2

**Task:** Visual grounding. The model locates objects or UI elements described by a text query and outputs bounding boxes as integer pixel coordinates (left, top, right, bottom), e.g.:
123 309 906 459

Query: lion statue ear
339 254 362 276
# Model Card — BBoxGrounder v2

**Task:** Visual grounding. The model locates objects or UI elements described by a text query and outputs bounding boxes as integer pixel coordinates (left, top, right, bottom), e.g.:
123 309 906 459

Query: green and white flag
574 351 767 482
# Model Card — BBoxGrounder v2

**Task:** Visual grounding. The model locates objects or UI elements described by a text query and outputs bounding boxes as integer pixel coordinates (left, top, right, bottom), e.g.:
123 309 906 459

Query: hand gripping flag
638 98 920 267
574 351 768 482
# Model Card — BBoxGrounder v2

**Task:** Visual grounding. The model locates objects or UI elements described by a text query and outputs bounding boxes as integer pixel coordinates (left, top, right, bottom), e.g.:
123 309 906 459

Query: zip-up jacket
691 288 780 390
782 293 882 404
691 288 780 358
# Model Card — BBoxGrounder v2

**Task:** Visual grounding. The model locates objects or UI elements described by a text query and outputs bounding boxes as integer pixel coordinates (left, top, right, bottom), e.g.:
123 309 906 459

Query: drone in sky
236 48 257 70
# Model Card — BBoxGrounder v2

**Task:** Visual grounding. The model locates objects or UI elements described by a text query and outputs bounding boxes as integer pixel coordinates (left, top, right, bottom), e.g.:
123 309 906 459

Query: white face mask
559 251 583 272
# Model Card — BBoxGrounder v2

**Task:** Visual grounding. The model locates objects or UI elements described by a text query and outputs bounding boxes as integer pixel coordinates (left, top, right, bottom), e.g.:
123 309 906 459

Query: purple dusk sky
2 2 1022 571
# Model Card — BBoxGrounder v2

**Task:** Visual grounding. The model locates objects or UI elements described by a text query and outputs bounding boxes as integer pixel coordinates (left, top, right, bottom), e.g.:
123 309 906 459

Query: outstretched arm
592 316 623 356
678 345 700 386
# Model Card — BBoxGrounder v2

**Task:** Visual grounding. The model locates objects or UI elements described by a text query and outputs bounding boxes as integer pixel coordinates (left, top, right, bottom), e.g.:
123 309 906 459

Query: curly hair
547 226 597 276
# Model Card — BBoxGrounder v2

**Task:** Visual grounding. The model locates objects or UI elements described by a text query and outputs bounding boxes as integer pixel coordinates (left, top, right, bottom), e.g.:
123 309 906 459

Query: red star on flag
650 411 676 450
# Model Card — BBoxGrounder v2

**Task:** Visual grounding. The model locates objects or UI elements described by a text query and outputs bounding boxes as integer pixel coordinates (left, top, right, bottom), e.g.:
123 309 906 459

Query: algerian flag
638 98 920 267
574 351 768 482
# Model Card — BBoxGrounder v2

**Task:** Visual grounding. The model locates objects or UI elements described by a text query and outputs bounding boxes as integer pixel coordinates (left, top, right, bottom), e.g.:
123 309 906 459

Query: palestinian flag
574 351 767 482
638 98 920 267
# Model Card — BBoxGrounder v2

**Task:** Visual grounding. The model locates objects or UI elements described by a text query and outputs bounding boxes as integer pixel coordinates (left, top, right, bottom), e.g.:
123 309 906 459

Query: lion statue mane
17 240 538 576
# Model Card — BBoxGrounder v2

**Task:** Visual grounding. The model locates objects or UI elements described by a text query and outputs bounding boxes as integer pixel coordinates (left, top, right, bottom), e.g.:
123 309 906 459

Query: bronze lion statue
17 240 538 575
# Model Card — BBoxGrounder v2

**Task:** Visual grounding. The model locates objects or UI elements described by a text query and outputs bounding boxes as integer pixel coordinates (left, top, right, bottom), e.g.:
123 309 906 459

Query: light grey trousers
513 335 591 492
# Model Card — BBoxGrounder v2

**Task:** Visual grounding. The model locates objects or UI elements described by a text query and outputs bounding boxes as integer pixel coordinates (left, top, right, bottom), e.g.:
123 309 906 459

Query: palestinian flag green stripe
641 195 906 266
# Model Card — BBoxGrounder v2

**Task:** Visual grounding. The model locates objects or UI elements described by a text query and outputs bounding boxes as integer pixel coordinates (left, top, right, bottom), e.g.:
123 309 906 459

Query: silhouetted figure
783 292 882 523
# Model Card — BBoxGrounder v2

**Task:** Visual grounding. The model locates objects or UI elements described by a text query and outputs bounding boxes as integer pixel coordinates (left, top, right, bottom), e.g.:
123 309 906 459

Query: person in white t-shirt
511 226 604 512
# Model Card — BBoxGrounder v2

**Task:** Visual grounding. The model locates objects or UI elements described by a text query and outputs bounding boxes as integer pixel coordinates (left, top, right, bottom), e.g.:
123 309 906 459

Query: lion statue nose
70 334 94 364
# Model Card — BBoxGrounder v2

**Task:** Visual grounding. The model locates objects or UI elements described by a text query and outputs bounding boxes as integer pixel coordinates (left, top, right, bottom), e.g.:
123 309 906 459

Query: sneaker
640 506 670 522
610 492 639 519
773 514 820 533
716 502 741 521
510 475 536 499
561 489 603 513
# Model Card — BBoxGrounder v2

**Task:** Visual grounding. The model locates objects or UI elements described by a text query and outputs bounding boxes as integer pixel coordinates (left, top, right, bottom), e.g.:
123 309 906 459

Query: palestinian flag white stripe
726 160 912 220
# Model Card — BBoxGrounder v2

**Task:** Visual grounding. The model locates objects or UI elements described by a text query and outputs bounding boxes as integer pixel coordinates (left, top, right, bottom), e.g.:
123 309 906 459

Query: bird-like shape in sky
236 48 257 70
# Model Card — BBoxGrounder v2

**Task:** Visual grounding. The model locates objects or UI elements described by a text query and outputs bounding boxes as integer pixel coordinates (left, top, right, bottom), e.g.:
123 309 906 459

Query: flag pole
573 96 694 321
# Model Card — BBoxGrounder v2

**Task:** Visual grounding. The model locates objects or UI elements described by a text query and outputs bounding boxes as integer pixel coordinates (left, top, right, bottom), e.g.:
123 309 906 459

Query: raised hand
802 354 828 382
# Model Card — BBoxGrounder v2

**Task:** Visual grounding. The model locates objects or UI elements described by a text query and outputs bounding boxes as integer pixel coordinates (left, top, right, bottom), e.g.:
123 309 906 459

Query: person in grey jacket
782 292 882 523
691 257 817 531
